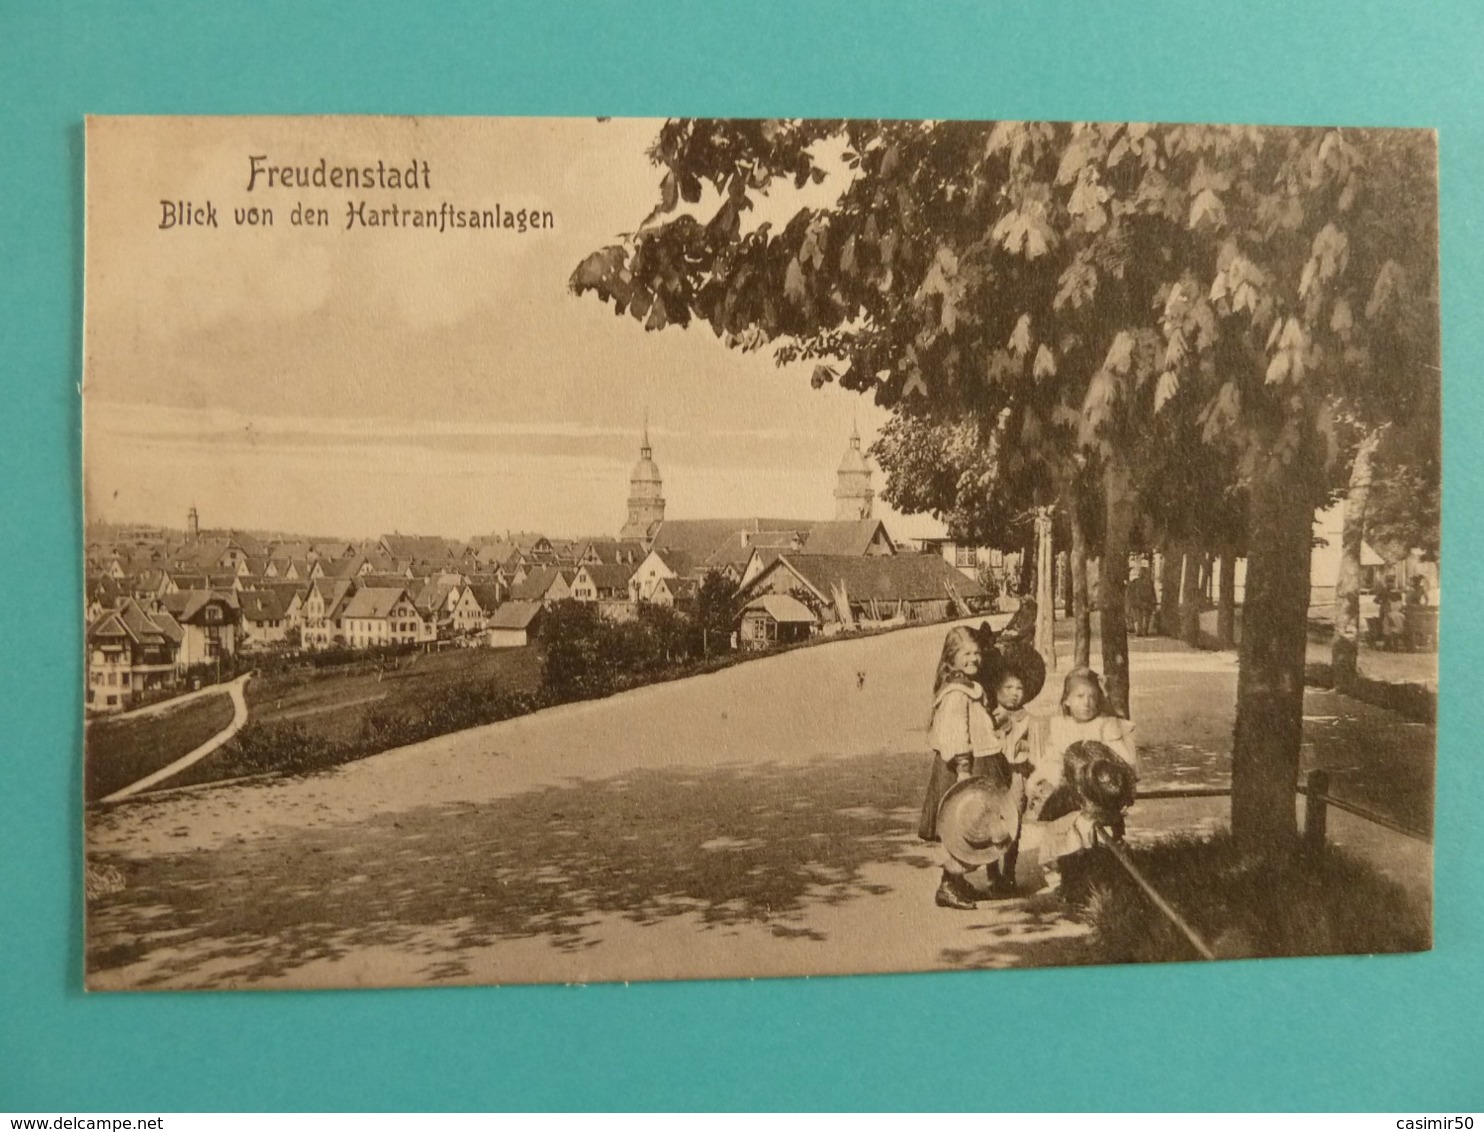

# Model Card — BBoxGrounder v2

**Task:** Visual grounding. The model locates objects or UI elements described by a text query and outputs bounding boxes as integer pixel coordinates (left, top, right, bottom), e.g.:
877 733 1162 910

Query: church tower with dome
619 412 667 541
833 422 875 521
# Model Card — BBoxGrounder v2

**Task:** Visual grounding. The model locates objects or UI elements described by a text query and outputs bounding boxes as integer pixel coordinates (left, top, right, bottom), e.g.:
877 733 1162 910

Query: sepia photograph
82 115 1440 991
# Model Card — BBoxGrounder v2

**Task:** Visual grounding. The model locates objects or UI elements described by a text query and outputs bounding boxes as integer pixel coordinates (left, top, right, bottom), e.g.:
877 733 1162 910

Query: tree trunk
1070 494 1092 669
1180 549 1204 648
1216 548 1238 649
1099 456 1134 717
1158 542 1182 637
1056 551 1070 614
1034 507 1057 675
1333 430 1381 689
1232 456 1317 855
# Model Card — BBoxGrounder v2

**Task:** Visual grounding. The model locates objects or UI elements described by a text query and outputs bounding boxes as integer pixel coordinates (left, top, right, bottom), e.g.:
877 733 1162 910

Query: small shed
485 600 543 649
740 593 818 650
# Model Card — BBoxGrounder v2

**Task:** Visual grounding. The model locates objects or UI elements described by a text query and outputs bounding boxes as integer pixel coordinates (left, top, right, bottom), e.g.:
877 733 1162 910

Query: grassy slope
163 646 544 789
246 646 543 742
85 692 237 802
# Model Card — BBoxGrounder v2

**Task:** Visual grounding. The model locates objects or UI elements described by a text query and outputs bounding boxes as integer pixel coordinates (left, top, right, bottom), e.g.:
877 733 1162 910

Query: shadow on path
88 749 955 987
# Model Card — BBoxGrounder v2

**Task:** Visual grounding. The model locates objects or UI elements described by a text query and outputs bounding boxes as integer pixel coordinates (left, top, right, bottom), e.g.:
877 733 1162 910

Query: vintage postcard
83 116 1439 990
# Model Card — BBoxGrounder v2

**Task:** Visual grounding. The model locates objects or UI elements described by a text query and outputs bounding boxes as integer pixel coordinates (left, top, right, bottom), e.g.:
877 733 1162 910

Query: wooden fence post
1304 769 1330 855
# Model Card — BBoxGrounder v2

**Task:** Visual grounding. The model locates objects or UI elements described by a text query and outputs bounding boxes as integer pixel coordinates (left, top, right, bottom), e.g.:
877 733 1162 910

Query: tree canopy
574 120 1435 486
572 118 1440 849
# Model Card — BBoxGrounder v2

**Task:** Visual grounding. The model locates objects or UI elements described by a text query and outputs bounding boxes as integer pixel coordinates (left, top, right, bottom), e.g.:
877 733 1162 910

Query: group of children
920 624 1137 910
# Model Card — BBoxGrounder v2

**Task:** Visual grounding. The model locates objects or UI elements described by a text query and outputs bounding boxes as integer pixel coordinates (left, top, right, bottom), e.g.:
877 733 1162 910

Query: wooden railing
1109 774 1432 961
1297 768 1431 852
1133 777 1430 848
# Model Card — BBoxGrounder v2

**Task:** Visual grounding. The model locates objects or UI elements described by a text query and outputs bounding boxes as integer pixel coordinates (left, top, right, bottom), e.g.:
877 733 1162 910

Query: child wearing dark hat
984 663 1034 892
990 664 1031 742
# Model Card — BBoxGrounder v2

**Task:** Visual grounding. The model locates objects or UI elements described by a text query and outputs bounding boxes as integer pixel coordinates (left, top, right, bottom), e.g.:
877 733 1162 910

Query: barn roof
648 518 815 560
584 562 636 588
755 553 986 605
487 600 543 629
465 584 504 612
340 587 411 620
238 589 286 622
511 566 564 601
743 593 818 624
800 519 895 557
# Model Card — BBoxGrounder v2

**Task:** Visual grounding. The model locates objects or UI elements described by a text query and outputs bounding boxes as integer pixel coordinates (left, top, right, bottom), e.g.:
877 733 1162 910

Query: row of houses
84 577 553 713
87 526 653 586
85 516 989 711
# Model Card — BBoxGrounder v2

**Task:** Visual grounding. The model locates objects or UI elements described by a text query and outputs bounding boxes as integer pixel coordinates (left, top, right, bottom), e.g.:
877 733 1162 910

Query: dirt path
89 619 1107 987
96 675 240 721
97 674 251 803
84 623 1431 989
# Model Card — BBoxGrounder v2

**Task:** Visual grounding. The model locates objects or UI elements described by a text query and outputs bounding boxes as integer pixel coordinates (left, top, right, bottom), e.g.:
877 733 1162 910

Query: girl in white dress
1023 667 1137 874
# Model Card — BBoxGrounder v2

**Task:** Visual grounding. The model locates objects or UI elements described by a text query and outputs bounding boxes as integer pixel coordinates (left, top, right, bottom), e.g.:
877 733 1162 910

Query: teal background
2 0 1481 1111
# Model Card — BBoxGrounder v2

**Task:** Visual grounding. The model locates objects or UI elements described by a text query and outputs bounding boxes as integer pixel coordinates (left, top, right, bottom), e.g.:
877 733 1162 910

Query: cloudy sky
84 115 942 543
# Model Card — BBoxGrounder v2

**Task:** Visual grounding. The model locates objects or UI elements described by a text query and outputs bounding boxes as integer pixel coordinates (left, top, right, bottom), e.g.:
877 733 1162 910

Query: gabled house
546 538 580 564
467 572 508 599
237 588 289 649
575 538 647 567
571 562 636 602
251 581 308 637
447 585 485 639
413 563 470 587
378 534 454 566
647 518 814 559
412 580 460 641
739 593 819 649
511 565 574 605
485 600 543 648
917 536 990 581
236 556 272 580
130 568 180 599
569 562 638 622
174 537 245 573
158 589 242 668
86 599 182 711
268 540 311 561
508 532 556 562
738 553 986 629
86 575 126 617
309 541 358 562
168 571 209 593
739 546 788 590
799 518 896 557
280 586 307 636
300 578 356 650
465 583 504 628
648 575 697 609
340 586 423 648
214 530 266 559
629 548 695 603
315 555 367 581
477 544 516 571
360 551 400 576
